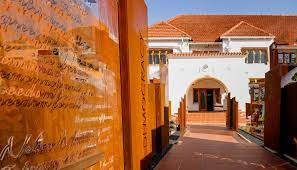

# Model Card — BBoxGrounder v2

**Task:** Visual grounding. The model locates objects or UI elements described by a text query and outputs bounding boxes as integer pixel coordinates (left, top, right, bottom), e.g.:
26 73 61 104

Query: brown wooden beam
118 0 132 169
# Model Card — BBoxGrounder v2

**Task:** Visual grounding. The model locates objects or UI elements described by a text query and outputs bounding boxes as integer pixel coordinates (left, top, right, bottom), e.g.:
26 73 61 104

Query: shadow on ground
155 124 296 170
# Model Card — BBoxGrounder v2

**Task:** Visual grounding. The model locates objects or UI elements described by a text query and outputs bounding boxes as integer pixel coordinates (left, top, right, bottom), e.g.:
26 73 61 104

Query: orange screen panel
0 0 123 169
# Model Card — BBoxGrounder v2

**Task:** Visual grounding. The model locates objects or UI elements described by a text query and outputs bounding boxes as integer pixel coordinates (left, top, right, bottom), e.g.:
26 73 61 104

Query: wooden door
198 89 207 111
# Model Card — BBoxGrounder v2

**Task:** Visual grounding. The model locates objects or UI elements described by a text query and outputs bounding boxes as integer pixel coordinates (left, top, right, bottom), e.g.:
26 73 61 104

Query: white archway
186 76 229 95
186 77 229 112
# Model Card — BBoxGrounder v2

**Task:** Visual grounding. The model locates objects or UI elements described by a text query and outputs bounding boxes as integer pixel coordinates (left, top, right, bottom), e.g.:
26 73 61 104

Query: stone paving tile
155 124 296 170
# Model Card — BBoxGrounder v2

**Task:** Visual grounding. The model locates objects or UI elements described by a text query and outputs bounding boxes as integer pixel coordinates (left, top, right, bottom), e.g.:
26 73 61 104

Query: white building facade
148 15 297 114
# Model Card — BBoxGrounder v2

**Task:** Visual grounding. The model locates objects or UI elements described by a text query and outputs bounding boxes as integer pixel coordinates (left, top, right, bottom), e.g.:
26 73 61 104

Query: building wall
149 64 161 79
189 43 223 53
222 38 273 65
168 56 270 113
149 37 274 114
149 39 190 53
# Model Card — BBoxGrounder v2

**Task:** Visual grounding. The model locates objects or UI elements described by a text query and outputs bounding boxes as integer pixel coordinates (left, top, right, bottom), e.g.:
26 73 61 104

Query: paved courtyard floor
156 124 296 170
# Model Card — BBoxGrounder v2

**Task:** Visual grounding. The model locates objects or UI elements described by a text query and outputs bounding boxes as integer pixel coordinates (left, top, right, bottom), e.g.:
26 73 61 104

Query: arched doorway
186 77 228 112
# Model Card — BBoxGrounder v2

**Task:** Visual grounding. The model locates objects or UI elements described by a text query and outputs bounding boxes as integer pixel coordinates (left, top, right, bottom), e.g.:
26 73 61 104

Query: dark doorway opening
207 89 214 111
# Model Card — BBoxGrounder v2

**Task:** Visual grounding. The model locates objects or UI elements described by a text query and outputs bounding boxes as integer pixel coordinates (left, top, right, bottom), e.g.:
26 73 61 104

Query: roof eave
148 37 192 40
220 36 275 39
189 42 223 45
167 52 247 59
276 45 297 50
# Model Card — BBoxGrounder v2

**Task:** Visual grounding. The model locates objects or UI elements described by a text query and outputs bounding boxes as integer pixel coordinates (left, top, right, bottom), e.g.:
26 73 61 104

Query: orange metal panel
118 0 151 169
0 0 124 169
264 65 289 151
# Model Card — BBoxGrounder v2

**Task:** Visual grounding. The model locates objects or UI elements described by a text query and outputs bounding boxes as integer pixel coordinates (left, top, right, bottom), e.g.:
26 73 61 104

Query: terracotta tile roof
168 52 245 58
150 15 297 45
221 21 274 37
148 21 191 38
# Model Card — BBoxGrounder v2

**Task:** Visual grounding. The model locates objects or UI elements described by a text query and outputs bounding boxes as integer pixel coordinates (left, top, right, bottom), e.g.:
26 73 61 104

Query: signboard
0 0 123 169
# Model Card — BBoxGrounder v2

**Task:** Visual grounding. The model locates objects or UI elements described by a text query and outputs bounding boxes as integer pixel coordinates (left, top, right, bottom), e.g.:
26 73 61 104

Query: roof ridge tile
149 21 191 38
164 22 191 38
221 21 274 37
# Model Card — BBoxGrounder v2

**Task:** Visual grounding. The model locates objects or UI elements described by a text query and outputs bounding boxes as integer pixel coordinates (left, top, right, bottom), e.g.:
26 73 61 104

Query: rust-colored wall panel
264 65 289 151
148 81 168 154
0 0 124 169
226 93 231 128
162 107 169 150
154 83 166 154
280 83 297 159
225 94 238 130
155 83 165 128
232 99 239 131
178 98 187 133
270 45 278 69
148 84 157 155
118 0 150 169
169 101 172 121
183 95 187 130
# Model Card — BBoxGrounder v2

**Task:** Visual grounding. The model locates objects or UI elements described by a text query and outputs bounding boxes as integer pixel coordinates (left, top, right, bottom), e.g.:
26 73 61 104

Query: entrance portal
187 78 228 112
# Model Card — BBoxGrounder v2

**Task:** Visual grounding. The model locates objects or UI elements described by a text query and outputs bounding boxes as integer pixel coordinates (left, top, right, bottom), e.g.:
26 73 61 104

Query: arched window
260 50 267 63
149 52 154 64
291 53 296 63
193 89 198 103
254 50 260 63
243 48 268 64
154 53 160 64
247 50 254 63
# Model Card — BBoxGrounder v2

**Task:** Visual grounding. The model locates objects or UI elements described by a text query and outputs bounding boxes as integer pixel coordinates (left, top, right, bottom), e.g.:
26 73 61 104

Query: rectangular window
278 53 284 64
153 54 160 64
149 55 153 64
284 53 290 63
148 49 172 65
291 54 296 63
243 48 267 64
254 51 260 63
161 54 167 64
249 79 265 104
278 52 297 64
215 89 221 103
260 50 266 63
247 50 254 63
193 89 198 103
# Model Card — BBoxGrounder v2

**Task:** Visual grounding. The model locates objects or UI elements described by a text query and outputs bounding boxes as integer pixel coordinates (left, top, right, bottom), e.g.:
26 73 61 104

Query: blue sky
145 0 297 25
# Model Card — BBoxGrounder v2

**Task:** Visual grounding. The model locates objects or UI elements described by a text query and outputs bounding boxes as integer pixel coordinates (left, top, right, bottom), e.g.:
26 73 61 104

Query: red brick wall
187 112 226 124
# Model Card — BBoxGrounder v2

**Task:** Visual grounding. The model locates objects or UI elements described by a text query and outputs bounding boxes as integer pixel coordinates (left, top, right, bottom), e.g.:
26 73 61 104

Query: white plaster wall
222 38 274 53
222 38 273 68
187 88 198 111
148 39 190 80
168 56 270 114
189 44 223 53
149 65 160 79
149 39 190 53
